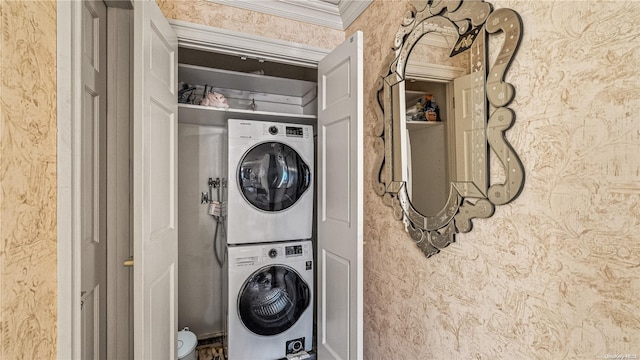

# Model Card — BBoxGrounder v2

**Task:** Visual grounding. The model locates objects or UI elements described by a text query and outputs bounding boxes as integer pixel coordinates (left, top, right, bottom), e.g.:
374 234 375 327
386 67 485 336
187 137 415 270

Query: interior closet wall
178 124 227 337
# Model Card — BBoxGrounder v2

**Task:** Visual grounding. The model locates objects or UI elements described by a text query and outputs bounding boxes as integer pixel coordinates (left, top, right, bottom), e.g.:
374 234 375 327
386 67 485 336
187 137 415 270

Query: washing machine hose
213 217 226 267
211 178 227 268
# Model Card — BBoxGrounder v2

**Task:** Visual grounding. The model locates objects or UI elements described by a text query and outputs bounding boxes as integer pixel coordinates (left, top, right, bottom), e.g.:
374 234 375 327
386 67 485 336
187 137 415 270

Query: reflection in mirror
405 80 449 217
373 0 525 258
403 29 469 217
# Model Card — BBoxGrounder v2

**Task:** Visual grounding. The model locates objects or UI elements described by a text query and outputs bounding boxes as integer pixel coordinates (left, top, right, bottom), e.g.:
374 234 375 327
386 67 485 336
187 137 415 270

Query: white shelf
178 103 317 127
406 120 444 130
179 63 317 98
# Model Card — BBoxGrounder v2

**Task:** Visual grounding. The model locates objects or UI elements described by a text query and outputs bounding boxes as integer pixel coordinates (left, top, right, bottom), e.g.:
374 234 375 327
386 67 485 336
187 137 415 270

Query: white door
453 73 473 182
453 72 487 195
132 2 179 359
317 31 364 360
81 0 107 358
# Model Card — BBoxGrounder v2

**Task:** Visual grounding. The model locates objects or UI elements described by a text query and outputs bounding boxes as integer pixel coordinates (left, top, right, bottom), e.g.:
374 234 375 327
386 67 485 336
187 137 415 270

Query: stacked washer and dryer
225 119 315 360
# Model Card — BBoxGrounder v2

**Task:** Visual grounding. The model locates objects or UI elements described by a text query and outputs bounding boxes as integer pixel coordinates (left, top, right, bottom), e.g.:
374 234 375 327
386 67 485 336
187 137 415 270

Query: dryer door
238 265 310 336
238 142 311 212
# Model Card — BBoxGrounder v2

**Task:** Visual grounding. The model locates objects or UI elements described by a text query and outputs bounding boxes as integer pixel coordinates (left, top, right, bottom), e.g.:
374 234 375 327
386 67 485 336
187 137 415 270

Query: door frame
57 11 331 359
105 7 133 360
57 1 83 358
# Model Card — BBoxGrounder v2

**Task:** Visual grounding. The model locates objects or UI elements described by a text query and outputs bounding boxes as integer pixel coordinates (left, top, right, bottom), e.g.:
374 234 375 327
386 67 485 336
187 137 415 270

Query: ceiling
208 0 373 30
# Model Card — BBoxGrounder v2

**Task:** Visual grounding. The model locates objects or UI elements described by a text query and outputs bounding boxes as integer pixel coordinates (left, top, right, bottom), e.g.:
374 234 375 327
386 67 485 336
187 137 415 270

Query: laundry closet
133 4 363 358
176 46 320 359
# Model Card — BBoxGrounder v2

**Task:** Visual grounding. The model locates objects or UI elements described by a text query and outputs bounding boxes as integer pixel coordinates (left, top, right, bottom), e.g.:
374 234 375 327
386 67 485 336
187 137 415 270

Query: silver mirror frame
373 0 525 257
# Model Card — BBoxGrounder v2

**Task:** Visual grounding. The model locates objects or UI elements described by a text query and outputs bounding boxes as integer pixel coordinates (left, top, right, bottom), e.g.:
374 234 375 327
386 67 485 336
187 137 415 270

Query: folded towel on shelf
200 90 229 109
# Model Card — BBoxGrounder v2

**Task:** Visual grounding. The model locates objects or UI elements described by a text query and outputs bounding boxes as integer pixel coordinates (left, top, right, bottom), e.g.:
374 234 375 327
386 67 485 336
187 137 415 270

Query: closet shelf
406 120 444 130
178 103 317 127
179 63 316 97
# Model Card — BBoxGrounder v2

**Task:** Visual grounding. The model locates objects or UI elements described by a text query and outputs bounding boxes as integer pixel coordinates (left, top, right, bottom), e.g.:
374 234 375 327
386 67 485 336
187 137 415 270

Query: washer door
238 265 310 336
238 142 311 212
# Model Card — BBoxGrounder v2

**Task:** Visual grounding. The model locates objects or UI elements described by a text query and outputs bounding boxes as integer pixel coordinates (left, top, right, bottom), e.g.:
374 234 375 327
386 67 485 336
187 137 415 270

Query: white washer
226 241 313 360
227 119 314 244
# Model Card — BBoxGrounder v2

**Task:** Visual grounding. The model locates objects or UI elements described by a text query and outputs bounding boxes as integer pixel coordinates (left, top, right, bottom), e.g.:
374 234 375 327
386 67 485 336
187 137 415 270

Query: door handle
123 257 134 267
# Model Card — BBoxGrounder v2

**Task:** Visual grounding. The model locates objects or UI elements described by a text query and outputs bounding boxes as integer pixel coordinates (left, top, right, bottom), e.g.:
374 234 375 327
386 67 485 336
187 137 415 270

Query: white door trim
57 1 83 359
106 7 133 360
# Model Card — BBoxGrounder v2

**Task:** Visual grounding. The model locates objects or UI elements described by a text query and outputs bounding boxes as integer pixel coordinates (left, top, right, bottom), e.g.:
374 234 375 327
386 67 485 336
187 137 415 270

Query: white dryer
227 119 313 244
225 241 313 360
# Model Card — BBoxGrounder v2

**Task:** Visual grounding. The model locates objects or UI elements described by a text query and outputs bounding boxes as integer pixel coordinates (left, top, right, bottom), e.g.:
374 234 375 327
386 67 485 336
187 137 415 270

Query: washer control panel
257 241 311 261
285 244 304 257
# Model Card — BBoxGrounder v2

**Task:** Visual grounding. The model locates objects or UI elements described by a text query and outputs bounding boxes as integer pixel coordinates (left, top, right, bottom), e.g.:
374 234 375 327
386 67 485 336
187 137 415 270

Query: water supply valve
208 201 227 218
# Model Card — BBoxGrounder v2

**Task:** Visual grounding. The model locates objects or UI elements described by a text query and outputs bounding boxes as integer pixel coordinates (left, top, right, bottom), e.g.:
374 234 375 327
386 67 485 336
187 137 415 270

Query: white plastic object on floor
177 330 197 360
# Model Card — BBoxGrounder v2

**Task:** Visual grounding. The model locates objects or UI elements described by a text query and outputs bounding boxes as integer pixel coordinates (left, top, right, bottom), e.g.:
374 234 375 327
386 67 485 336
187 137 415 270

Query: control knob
268 248 278 258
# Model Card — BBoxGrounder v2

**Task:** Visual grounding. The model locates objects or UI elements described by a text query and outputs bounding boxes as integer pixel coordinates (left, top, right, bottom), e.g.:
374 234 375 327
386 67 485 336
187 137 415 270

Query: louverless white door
133 2 179 359
81 0 107 358
317 31 364 360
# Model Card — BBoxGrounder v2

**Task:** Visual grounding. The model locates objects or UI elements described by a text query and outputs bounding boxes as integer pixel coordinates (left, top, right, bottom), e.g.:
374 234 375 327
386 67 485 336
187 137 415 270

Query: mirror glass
402 28 479 217
373 0 525 257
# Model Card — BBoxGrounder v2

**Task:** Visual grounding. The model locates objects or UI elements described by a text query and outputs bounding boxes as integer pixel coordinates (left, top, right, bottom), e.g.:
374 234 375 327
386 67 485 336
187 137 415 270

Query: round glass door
238 265 310 336
238 142 310 212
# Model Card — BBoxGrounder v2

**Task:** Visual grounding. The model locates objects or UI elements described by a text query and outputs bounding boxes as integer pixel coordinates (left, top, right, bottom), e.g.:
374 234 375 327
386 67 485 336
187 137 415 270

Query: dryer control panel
285 126 304 138
261 123 311 140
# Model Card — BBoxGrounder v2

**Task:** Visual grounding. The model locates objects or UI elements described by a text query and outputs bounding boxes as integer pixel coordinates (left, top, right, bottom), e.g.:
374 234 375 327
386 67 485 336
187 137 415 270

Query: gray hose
213 217 226 267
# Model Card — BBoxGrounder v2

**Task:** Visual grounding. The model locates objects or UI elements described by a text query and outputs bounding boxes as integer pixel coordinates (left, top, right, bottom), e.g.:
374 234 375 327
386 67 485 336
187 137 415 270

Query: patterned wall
2 1 638 359
0 1 58 359
349 1 640 358
156 0 344 50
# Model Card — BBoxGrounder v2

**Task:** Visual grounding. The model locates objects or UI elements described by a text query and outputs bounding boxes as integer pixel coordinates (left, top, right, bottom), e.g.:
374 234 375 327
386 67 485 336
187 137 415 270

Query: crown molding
207 0 372 30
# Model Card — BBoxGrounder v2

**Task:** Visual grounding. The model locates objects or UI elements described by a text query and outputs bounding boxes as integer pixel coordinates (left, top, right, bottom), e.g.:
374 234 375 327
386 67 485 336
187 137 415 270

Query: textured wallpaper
0 1 58 359
2 1 638 359
349 1 640 359
156 0 344 50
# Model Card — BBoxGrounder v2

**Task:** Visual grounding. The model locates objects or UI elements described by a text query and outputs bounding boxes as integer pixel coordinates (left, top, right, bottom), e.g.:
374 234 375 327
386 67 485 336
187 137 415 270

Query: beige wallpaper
2 1 638 359
349 0 640 359
156 0 344 50
0 1 58 359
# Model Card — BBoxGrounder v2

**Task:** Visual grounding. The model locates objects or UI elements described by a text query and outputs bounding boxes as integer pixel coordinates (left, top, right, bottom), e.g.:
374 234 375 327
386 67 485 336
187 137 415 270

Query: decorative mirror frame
373 0 525 257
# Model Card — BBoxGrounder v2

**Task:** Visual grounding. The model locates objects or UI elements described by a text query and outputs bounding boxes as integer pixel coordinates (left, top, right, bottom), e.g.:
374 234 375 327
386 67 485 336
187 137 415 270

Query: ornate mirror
373 0 525 257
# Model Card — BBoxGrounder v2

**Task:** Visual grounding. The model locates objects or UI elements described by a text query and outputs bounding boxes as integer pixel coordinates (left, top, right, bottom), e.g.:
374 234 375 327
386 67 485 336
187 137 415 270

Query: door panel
322 251 350 358
323 119 350 221
133 2 179 359
453 72 487 197
81 0 107 358
453 73 473 182
317 31 363 360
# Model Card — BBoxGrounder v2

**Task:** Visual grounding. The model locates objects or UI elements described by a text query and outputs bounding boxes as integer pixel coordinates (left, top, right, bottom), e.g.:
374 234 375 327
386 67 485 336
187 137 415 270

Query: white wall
178 123 227 337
